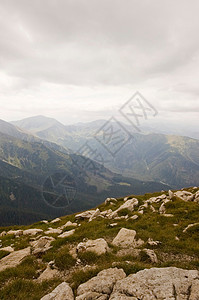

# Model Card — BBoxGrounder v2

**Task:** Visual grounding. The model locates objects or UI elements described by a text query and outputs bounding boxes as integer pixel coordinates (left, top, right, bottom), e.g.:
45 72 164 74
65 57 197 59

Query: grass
0 188 199 298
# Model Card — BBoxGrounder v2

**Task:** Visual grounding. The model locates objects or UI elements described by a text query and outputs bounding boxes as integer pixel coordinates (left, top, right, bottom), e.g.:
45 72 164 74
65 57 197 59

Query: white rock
159 203 166 214
168 190 174 199
77 238 109 255
45 228 62 235
89 208 101 222
75 210 97 220
41 282 74 300
0 247 30 272
147 238 161 246
37 265 60 282
142 248 158 263
130 215 138 220
50 218 61 224
31 236 55 255
183 222 199 233
105 198 117 205
23 229 43 236
116 198 138 213
60 221 77 229
58 229 75 238
7 230 23 237
0 231 6 237
112 228 143 248
76 268 126 298
110 267 199 299
0 246 14 252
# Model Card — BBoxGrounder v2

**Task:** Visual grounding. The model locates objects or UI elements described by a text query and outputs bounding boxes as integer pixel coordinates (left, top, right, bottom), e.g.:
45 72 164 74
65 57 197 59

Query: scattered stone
168 190 174 199
116 198 138 214
7 230 23 237
109 223 118 227
60 221 78 229
76 268 126 299
105 198 117 205
150 205 156 213
23 229 43 236
162 214 174 217
147 238 161 246
75 210 98 220
175 236 180 241
142 249 158 263
45 228 62 235
41 220 48 224
183 222 199 233
130 215 138 220
37 265 60 282
112 228 144 248
89 208 101 222
31 236 55 255
110 267 199 299
0 231 6 237
138 210 144 214
58 229 75 238
0 246 14 252
41 282 74 300
159 203 166 214
0 247 30 272
175 190 193 201
50 218 61 224
77 238 109 255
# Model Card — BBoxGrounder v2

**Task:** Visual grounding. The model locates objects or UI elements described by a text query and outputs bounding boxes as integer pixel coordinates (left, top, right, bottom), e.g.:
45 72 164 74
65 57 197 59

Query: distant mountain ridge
0 119 169 225
11 115 199 189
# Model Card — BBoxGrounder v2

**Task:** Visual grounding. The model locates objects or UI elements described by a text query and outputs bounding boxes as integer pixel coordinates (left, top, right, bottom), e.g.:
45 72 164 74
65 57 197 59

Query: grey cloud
1 0 199 86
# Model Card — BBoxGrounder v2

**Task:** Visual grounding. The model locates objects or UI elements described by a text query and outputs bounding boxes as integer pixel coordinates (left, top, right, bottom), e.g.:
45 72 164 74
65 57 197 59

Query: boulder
31 236 55 255
50 218 61 224
89 208 101 222
77 238 109 255
159 203 166 214
0 247 30 272
105 198 117 205
175 190 193 201
76 268 126 299
41 282 74 300
60 221 77 230
0 231 6 237
116 198 138 213
168 190 174 199
0 246 14 252
112 228 143 248
45 228 62 235
7 230 23 237
37 265 60 282
142 249 158 263
23 229 43 236
75 210 97 220
110 267 199 299
58 229 75 238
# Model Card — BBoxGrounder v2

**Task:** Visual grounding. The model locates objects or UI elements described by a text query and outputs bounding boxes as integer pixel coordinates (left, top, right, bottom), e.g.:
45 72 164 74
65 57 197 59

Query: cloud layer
0 0 199 126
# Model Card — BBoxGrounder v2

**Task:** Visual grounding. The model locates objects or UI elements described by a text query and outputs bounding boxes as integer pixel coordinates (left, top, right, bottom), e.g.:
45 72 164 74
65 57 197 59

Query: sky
0 0 199 132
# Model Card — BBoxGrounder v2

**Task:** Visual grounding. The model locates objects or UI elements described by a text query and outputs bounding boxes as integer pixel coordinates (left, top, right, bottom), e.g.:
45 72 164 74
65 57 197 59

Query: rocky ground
0 187 199 299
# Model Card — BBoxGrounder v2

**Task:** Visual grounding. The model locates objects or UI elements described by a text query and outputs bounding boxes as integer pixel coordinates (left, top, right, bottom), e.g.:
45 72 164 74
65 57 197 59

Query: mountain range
0 118 169 226
12 115 199 188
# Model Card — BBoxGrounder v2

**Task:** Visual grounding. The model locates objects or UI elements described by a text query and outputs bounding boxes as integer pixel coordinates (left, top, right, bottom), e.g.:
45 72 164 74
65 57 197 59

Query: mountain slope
12 116 199 189
0 130 169 225
0 186 198 299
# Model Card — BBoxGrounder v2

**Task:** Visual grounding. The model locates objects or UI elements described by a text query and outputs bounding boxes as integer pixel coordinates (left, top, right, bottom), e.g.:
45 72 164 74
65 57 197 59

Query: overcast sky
0 0 199 130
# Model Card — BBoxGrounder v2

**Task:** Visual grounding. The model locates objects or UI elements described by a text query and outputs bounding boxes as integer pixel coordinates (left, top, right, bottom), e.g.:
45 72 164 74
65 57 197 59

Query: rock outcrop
41 282 74 300
77 238 109 255
110 267 199 299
